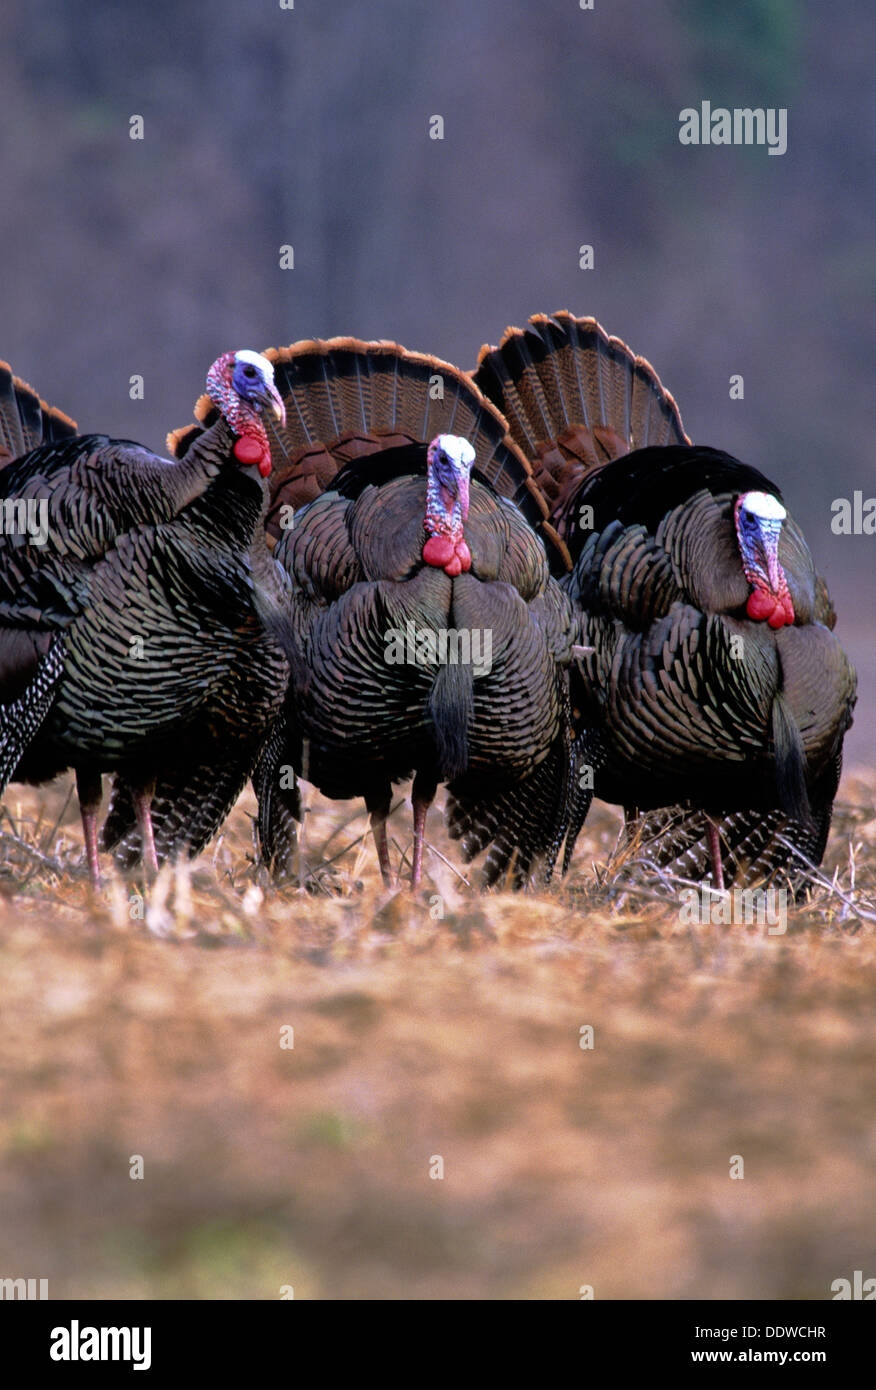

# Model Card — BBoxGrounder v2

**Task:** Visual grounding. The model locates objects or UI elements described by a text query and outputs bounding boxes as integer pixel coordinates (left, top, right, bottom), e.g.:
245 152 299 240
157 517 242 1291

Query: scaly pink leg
76 767 103 891
410 774 437 890
366 788 394 888
133 778 159 875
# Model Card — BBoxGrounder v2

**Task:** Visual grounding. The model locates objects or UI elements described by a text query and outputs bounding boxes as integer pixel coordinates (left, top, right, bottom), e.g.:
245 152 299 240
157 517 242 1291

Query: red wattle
258 449 272 478
455 539 472 573
746 586 794 629
423 535 455 567
746 589 776 621
444 555 462 577
234 436 263 465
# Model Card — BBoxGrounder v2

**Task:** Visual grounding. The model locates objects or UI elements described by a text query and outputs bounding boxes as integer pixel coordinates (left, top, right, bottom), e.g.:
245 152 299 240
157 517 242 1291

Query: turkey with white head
473 311 856 890
193 336 584 889
0 350 289 887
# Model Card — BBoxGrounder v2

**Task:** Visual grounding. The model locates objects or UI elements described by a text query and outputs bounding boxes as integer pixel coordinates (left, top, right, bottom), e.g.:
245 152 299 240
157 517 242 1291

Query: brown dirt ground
0 771 874 1300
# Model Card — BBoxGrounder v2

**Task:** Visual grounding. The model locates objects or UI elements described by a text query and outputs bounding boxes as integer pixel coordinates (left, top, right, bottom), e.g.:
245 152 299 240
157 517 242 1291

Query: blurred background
0 0 873 747
1 2 875 1303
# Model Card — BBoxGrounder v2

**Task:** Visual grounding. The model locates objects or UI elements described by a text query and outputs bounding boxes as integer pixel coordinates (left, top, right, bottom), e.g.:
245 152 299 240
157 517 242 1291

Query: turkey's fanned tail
473 311 688 558
0 362 78 465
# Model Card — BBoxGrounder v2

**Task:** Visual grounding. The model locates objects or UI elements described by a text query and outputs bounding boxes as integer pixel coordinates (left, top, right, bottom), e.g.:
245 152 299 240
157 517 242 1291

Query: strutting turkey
472 311 857 890
0 351 290 887
167 336 582 889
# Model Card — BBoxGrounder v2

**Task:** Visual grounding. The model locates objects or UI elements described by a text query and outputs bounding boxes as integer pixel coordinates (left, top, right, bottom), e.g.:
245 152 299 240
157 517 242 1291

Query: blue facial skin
432 450 458 492
737 506 782 584
232 358 268 402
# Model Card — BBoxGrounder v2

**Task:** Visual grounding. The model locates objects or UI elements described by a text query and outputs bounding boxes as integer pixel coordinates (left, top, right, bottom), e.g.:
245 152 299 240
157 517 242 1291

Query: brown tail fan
0 362 78 465
472 311 689 531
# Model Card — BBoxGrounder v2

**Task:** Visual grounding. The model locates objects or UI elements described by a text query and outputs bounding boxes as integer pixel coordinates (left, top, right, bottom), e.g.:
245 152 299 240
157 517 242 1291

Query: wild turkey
473 311 857 890
0 351 290 887
173 336 582 888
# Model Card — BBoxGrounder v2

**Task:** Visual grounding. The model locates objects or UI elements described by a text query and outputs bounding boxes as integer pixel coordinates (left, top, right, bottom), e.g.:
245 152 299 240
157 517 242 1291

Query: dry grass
1 771 875 1300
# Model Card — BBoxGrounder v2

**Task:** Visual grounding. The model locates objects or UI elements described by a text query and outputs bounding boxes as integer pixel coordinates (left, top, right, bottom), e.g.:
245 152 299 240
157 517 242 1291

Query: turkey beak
253 384 286 427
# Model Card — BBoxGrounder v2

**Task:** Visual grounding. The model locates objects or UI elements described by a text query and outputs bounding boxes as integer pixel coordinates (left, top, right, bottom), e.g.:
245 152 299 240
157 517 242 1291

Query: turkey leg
365 786 394 888
75 766 103 891
706 818 725 893
410 772 438 890
132 777 159 875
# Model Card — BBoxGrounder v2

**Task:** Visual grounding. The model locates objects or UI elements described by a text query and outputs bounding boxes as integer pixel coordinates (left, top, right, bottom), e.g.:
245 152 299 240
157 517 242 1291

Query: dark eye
242 365 257 378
